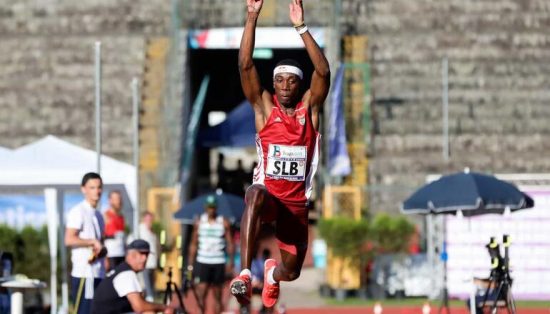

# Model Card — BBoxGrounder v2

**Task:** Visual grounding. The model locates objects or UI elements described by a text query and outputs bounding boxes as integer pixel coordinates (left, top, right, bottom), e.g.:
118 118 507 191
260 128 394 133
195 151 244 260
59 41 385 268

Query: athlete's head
204 195 217 218
273 59 303 107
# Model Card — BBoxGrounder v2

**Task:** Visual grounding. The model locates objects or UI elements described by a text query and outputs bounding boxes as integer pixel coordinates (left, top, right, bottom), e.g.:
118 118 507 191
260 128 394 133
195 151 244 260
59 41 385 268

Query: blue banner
328 66 351 177
0 193 109 230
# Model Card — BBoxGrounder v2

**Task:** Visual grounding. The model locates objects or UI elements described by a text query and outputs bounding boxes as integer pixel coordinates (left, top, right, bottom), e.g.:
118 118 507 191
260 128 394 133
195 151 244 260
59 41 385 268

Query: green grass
325 297 550 308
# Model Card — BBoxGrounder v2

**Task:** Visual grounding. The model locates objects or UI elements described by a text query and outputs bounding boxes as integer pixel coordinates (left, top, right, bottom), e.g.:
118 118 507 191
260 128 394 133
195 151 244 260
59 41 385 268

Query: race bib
266 144 307 181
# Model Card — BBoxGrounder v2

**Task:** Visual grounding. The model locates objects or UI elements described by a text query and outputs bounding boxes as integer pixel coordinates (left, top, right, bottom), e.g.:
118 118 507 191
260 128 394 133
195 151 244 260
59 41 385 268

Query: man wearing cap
91 239 175 314
187 195 234 313
231 0 330 309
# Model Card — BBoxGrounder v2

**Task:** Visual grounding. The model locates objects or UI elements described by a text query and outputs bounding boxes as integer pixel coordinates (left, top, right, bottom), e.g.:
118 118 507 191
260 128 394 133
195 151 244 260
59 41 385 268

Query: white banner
446 188 550 300
189 27 325 49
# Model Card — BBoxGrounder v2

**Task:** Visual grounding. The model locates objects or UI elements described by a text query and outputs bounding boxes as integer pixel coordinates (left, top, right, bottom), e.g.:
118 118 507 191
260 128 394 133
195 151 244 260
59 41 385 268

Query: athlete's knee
278 265 301 282
245 185 267 207
285 269 301 281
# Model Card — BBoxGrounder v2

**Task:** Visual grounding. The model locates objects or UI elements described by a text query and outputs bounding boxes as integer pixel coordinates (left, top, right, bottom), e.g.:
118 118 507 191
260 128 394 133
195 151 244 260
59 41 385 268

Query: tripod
480 236 516 314
163 267 187 314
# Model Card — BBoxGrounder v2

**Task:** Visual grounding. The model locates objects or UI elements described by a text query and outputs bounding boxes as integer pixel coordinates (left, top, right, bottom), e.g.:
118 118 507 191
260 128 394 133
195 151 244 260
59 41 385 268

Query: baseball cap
127 239 150 253
205 195 217 207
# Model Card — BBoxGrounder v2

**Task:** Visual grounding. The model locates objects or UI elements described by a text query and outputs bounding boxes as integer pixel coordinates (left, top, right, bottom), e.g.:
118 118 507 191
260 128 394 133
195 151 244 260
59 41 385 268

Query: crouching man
91 239 176 314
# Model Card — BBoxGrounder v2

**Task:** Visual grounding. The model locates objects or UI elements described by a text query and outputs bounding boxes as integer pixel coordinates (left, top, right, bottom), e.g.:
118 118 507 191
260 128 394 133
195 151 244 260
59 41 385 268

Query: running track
180 291 550 314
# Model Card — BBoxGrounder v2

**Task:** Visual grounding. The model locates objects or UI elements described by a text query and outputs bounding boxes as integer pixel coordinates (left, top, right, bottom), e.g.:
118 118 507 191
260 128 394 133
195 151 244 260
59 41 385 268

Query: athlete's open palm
289 0 304 25
247 0 263 13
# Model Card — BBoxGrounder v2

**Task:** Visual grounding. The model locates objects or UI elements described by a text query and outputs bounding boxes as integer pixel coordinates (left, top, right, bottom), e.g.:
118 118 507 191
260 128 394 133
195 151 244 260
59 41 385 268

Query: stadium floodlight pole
131 77 140 236
95 41 102 174
442 57 449 161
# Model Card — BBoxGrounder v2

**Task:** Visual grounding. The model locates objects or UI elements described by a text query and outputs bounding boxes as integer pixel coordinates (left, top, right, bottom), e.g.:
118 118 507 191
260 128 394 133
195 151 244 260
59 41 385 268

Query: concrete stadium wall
0 0 170 162
2 0 549 214
348 0 550 213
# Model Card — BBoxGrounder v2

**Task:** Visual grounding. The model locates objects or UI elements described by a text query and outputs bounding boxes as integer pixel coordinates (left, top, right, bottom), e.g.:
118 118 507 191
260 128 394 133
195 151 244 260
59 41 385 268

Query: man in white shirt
65 172 107 314
138 211 160 301
91 239 175 314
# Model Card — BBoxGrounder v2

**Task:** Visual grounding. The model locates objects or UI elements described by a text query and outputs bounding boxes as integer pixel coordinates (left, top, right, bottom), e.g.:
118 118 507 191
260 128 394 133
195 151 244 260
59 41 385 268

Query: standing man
188 195 235 314
230 0 330 309
137 211 160 301
91 239 175 314
65 172 108 314
103 190 126 270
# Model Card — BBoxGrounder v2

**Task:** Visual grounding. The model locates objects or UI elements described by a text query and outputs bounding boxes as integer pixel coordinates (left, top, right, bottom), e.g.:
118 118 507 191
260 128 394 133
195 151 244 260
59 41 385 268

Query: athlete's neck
207 213 217 222
275 97 298 115
281 106 296 116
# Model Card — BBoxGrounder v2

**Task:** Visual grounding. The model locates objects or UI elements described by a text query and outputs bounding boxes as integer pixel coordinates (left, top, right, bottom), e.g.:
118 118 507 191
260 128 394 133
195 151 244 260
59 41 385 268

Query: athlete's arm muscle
290 0 330 130
239 0 272 131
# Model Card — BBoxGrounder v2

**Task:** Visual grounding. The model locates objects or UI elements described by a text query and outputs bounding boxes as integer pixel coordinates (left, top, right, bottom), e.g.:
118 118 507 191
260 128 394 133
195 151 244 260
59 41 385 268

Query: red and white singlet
253 96 321 204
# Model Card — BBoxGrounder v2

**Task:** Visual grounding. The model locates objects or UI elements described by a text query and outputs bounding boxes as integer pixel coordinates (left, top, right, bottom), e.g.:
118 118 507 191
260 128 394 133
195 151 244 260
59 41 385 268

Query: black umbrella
401 169 534 314
173 191 245 226
402 170 534 216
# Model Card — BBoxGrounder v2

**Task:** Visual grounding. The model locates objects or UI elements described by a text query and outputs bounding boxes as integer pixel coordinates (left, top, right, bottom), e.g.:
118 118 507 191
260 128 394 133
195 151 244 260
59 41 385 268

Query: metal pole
442 57 449 161
44 189 57 314
132 77 140 235
95 42 102 173
57 190 68 314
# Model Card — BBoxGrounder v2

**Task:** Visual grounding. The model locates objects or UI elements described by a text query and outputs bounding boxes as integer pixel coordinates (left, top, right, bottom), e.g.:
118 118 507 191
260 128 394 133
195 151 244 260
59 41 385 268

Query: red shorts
260 194 308 256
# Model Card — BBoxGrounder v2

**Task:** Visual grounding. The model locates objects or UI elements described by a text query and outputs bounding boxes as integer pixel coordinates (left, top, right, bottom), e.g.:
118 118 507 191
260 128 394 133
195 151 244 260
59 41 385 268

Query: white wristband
297 25 308 35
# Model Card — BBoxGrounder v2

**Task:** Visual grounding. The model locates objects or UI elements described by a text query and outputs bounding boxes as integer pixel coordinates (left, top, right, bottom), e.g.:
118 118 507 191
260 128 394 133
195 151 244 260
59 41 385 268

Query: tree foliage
317 213 416 261
370 213 416 253
0 225 51 282
318 216 370 262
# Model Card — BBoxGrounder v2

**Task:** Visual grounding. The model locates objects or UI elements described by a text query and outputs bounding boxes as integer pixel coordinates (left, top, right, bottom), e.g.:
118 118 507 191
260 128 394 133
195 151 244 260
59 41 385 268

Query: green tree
370 213 415 253
318 217 370 262
0 225 19 255
0 225 51 282
18 226 50 282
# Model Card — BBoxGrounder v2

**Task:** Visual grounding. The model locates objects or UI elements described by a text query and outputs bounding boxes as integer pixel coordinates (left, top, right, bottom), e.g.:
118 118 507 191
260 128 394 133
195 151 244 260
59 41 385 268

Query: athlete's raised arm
239 0 267 112
290 0 330 117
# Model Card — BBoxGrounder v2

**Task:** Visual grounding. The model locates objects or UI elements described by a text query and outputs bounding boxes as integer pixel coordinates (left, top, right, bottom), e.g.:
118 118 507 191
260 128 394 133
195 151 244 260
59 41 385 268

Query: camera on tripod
485 237 505 275
479 234 516 314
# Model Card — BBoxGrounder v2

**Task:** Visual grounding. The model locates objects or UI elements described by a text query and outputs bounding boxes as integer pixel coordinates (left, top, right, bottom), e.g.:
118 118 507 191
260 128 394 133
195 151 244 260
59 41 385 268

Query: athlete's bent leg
274 246 307 282
240 184 269 269
262 201 308 308
231 184 270 305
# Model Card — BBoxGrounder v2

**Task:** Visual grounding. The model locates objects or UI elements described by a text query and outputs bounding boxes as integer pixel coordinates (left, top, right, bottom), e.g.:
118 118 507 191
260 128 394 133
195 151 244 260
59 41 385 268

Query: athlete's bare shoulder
253 90 276 131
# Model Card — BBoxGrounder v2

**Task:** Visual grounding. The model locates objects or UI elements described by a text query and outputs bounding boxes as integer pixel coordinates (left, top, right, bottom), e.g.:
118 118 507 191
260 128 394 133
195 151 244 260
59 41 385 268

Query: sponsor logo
273 145 281 157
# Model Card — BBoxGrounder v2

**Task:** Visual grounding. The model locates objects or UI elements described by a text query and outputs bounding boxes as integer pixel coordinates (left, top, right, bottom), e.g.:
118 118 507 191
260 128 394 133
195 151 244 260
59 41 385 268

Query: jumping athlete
230 0 330 309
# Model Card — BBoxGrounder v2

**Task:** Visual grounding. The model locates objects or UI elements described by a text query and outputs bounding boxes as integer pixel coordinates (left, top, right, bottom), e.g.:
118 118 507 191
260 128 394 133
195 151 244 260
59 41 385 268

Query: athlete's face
206 205 217 218
273 73 301 107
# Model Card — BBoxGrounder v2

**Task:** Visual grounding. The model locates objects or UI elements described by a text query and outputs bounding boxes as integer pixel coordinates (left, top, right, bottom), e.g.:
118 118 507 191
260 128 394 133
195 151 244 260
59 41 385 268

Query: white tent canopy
0 135 138 313
0 135 137 208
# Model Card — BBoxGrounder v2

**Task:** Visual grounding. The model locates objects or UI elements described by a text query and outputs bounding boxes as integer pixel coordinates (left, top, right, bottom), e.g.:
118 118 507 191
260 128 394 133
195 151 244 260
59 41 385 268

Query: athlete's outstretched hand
289 0 304 25
247 0 263 14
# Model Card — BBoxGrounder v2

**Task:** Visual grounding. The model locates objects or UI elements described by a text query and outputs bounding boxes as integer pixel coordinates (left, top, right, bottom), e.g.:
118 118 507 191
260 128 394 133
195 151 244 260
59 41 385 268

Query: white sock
240 268 251 277
267 266 277 285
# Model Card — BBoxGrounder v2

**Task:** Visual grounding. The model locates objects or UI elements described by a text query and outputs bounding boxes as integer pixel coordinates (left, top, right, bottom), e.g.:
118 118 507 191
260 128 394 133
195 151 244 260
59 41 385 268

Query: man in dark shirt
91 240 175 314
